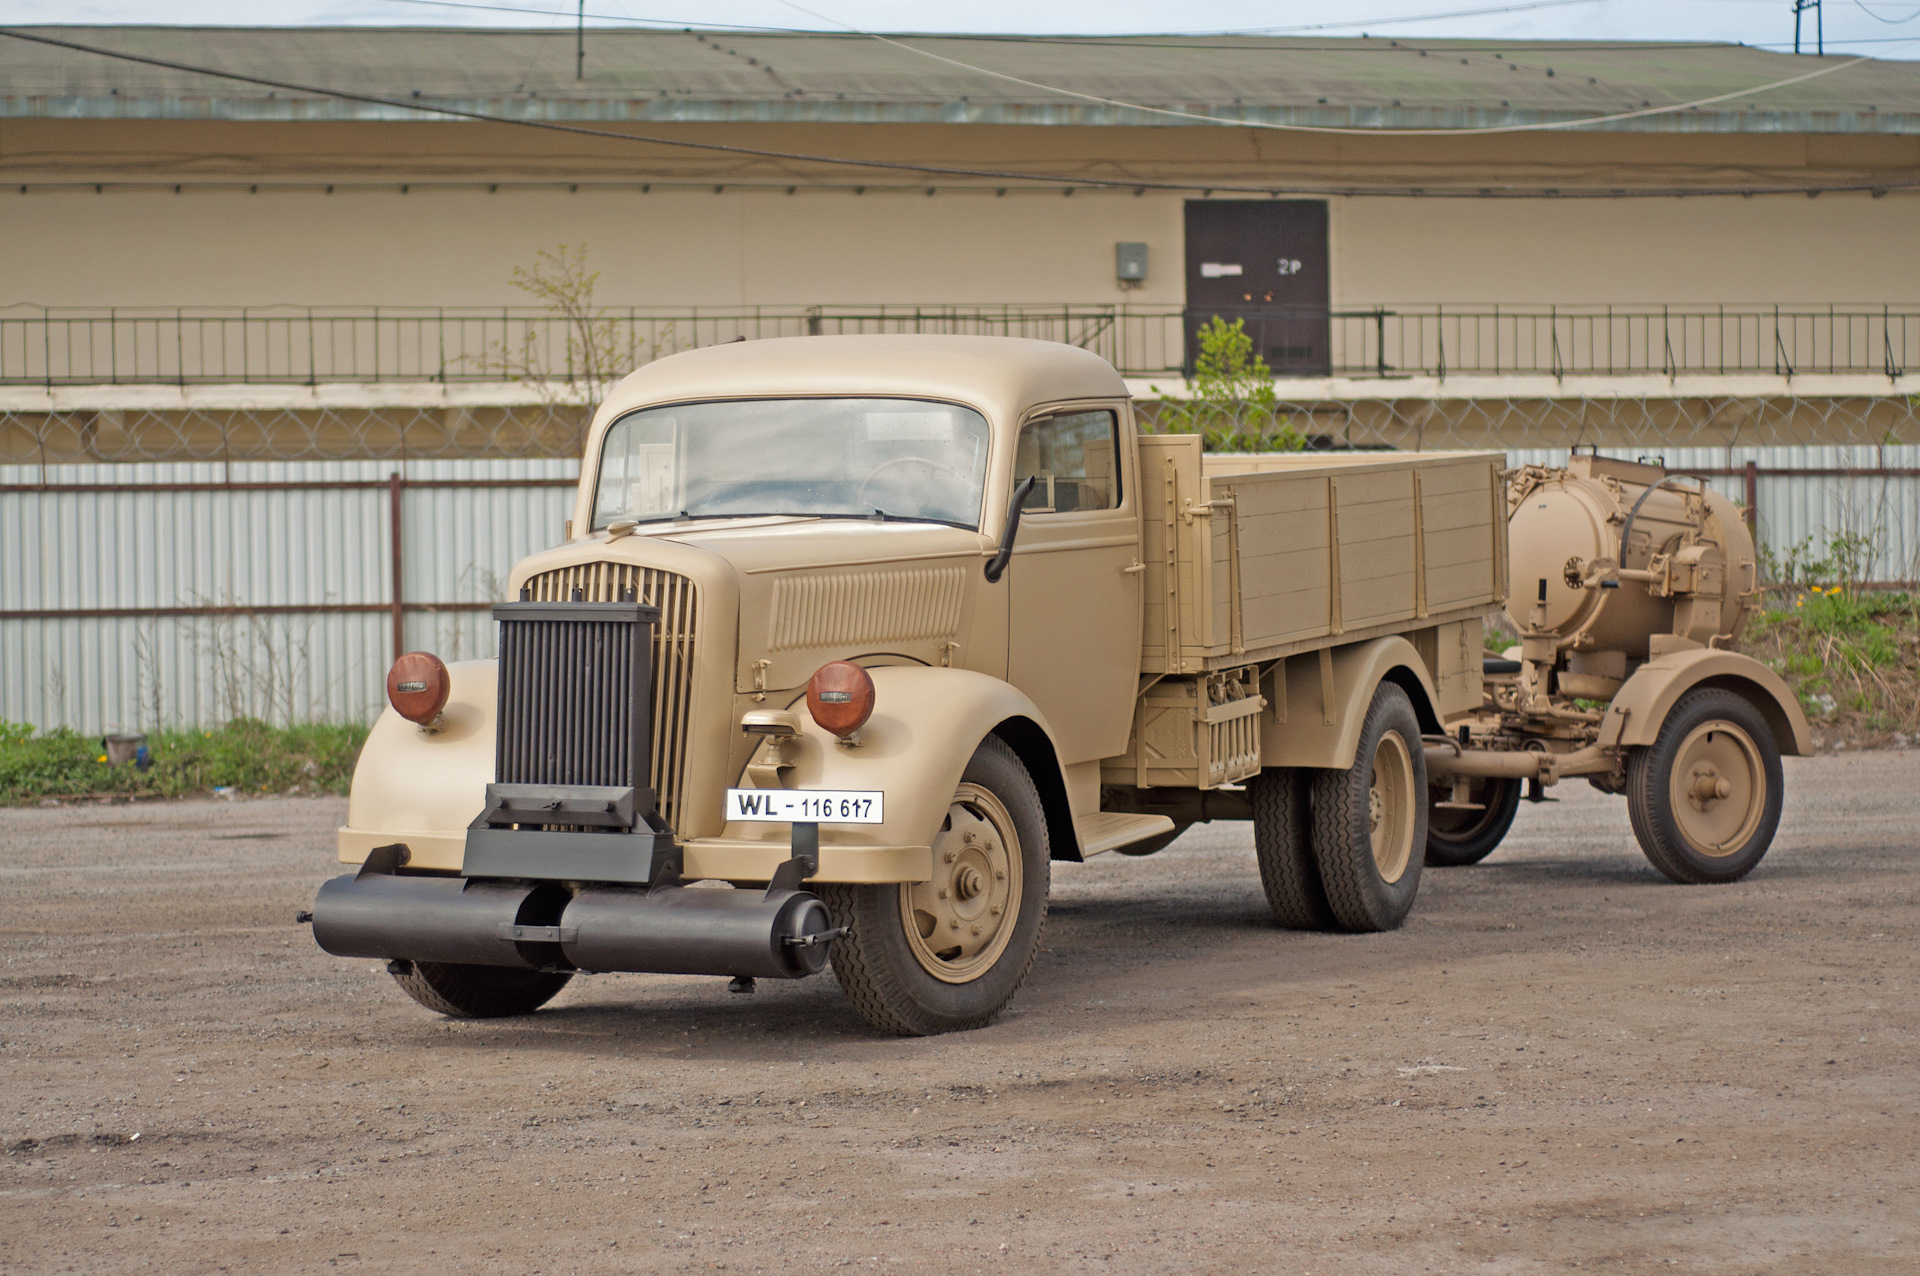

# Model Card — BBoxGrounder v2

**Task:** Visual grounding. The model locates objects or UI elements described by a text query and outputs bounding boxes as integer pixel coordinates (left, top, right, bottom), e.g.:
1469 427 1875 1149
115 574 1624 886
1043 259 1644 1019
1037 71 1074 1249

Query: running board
1075 811 1177 857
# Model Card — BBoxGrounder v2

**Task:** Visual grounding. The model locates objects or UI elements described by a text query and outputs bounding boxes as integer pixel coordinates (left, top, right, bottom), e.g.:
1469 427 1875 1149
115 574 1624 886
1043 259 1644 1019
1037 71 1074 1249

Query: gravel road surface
2 750 1915 1274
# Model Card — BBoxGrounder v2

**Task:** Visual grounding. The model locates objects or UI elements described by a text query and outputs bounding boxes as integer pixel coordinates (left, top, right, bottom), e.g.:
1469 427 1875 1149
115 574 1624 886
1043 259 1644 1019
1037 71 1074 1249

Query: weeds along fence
3 396 1916 733
4 303 1918 383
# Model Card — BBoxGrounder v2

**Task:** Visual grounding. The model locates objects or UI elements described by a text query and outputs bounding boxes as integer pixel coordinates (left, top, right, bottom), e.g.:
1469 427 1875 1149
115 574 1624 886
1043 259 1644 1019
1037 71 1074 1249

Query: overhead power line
2 26 1916 200
772 0 1911 136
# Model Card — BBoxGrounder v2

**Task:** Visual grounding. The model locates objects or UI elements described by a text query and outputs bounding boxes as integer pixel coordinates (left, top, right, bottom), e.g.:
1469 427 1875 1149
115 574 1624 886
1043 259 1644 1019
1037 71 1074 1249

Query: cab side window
1013 410 1121 514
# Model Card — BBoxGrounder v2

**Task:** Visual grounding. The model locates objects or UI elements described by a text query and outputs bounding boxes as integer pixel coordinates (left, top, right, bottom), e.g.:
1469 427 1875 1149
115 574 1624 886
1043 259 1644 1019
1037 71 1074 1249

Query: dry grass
1743 589 1920 750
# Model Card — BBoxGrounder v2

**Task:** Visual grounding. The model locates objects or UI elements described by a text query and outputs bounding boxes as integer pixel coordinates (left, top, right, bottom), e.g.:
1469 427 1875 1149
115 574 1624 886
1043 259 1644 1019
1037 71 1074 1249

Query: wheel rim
1369 732 1417 884
899 782 1023 984
1667 720 1766 857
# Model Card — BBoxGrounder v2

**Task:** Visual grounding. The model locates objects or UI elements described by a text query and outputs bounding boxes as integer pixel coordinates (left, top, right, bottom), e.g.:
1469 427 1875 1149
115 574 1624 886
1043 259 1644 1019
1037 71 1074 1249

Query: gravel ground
1 751 1914 1274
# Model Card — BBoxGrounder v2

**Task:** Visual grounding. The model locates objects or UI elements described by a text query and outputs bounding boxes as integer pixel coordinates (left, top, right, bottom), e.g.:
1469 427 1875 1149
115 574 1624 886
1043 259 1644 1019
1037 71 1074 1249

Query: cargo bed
1137 439 1509 675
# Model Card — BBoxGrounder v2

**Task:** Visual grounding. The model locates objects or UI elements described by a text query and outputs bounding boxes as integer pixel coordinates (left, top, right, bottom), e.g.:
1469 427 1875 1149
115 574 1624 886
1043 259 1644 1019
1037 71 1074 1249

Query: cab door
1004 404 1143 765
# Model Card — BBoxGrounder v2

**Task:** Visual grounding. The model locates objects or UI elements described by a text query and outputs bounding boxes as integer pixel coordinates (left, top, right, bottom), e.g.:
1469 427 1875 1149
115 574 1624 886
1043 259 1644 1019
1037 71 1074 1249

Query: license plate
725 789 884 825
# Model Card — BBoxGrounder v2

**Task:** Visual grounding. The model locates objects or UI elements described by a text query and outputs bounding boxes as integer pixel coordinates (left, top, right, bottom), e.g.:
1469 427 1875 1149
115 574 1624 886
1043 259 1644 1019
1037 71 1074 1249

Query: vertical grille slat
520 562 700 834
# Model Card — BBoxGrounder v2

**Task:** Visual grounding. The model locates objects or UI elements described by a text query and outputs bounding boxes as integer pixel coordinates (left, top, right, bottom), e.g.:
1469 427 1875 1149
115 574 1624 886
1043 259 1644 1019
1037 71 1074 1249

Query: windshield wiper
857 510 972 529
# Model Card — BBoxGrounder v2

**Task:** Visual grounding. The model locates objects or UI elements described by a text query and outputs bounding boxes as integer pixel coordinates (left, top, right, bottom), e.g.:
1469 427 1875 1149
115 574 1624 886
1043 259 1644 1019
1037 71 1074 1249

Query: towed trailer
309 336 1808 1035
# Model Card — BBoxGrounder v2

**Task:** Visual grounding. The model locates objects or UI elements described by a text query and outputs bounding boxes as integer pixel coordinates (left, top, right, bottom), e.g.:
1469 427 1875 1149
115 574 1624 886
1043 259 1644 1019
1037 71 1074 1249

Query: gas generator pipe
311 849 837 980
1423 742 1612 782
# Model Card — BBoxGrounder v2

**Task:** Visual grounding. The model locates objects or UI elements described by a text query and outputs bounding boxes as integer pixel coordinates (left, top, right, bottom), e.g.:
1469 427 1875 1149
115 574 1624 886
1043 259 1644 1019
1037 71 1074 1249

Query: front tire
1309 683 1428 932
817 736 1050 1036
389 960 572 1019
1627 687 1783 884
1425 775 1521 867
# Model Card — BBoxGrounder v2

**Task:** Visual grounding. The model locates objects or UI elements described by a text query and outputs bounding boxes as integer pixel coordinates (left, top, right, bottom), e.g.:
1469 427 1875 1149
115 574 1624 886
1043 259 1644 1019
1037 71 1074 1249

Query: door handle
1122 561 1146 575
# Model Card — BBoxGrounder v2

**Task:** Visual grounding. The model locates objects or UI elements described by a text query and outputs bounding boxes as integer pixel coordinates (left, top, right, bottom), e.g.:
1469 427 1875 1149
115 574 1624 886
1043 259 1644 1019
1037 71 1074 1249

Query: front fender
1598 649 1813 755
1260 637 1442 771
338 659 497 869
692 666 1068 883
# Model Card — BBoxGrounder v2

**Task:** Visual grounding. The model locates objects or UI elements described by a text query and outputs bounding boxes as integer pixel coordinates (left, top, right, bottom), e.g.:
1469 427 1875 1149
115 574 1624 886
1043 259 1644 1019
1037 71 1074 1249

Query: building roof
5 25 1919 134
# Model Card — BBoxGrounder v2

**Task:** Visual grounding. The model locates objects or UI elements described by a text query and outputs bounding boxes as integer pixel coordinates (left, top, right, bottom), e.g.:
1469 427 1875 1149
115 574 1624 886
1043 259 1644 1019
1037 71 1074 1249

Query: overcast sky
2 0 1917 58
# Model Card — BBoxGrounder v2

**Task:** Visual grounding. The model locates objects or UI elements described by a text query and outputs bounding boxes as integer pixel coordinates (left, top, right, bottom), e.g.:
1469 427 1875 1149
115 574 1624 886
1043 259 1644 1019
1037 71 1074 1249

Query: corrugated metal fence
4 447 1915 733
1 458 576 732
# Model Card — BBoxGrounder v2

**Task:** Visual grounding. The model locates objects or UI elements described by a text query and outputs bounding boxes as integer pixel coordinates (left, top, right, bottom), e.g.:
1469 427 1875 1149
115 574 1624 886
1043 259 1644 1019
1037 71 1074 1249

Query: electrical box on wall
1115 242 1148 282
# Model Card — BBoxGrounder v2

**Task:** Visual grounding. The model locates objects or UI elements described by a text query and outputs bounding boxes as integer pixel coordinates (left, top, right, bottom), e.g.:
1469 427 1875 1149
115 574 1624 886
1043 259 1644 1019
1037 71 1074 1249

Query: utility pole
1793 0 1823 56
576 0 585 80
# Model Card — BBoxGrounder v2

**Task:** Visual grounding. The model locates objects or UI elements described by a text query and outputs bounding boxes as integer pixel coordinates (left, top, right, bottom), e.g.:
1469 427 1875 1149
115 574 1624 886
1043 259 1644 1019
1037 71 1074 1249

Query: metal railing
3 303 1915 385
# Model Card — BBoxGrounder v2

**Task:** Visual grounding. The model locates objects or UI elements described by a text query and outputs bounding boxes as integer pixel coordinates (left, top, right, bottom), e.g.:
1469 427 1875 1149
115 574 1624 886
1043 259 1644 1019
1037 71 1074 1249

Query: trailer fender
718 666 1082 872
1598 649 1812 756
1260 636 1443 771
338 659 497 870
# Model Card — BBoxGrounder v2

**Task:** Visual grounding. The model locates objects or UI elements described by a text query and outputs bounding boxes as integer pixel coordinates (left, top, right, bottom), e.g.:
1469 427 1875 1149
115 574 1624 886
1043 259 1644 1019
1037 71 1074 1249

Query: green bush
1147 316 1306 454
0 718 368 805
1747 586 1919 741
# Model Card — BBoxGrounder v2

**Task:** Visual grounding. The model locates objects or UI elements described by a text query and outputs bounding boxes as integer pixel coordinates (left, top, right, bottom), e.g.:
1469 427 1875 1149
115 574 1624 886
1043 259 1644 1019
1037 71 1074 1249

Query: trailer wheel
1424 776 1522 867
817 736 1049 1036
388 960 572 1019
1309 683 1428 931
1627 687 1783 884
1250 767 1335 929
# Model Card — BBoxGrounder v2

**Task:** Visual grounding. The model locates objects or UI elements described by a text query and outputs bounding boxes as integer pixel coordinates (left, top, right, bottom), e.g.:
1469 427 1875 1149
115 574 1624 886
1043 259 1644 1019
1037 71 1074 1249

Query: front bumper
336 826 932 883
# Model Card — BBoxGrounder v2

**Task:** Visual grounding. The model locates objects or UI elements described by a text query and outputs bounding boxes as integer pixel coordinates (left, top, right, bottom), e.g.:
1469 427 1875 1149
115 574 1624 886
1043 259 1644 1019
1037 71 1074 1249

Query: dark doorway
1184 200 1330 377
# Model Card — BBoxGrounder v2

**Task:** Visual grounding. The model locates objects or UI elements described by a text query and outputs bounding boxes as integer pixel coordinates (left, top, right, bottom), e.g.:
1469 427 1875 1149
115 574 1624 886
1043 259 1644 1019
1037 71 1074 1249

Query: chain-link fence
5 393 1914 470
0 403 591 468
1132 395 1920 453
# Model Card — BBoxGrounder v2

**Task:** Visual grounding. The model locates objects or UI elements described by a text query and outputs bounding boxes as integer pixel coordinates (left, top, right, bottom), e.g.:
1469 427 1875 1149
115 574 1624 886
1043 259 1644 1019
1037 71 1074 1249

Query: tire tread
1250 767 1333 930
390 961 572 1019
1307 684 1427 932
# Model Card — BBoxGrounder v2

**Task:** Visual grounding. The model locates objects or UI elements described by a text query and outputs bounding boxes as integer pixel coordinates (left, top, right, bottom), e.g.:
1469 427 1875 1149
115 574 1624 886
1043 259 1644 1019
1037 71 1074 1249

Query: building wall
6 182 1918 311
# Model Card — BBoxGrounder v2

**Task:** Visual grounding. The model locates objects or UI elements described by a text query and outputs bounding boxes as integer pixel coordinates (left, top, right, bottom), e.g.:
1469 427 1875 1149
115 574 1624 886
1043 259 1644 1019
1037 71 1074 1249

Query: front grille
523 563 699 834
494 602 657 796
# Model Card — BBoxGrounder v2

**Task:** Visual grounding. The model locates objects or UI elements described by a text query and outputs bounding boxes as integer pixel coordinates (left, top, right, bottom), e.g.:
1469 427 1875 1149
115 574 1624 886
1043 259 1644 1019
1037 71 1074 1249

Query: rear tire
817 736 1049 1036
1424 775 1521 867
389 961 572 1019
1627 687 1783 884
1250 767 1334 929
1309 683 1428 932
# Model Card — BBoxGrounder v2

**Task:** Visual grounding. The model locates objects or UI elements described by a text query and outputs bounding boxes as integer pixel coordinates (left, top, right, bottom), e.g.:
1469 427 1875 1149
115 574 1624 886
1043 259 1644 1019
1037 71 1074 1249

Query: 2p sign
725 788 885 825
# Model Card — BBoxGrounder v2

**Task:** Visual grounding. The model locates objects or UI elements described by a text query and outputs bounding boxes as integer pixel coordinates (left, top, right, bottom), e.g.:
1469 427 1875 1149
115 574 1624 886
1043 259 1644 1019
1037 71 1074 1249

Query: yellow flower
96 754 108 763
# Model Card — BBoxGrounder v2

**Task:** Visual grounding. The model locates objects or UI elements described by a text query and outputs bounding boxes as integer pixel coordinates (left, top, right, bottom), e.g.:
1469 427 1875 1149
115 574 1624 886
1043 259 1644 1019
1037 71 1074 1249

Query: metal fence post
1744 459 1759 540
390 471 406 664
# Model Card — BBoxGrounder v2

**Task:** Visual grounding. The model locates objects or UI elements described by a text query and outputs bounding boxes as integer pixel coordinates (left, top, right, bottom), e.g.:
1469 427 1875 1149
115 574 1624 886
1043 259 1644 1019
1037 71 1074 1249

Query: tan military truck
309 336 1808 1035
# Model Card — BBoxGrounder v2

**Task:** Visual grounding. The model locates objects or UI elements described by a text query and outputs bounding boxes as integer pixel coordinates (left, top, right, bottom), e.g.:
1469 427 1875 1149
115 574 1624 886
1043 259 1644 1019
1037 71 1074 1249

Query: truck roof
595 335 1130 431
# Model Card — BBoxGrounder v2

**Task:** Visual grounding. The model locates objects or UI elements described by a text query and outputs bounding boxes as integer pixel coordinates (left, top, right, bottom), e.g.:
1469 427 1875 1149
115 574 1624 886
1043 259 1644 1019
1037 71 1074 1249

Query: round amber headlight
386 651 451 725
806 661 875 739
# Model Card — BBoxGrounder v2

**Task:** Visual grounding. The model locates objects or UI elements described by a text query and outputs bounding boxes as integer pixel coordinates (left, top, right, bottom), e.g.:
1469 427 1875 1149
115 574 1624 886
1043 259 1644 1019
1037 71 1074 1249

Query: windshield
593 397 993 530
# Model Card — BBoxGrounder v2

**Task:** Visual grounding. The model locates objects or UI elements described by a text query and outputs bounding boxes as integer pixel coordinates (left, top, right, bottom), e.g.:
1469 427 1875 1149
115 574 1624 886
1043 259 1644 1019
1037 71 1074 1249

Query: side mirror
984 476 1037 584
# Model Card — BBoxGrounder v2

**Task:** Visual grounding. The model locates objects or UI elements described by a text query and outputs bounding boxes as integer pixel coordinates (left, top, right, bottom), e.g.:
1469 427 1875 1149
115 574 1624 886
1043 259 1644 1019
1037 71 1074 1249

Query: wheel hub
1668 722 1766 856
1688 766 1733 805
900 784 1022 983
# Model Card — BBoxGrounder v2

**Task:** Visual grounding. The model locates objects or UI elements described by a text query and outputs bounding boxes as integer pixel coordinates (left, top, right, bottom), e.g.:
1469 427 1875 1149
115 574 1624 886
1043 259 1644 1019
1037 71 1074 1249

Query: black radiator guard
468 599 678 886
